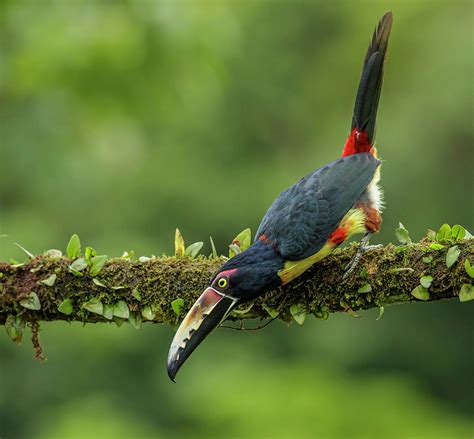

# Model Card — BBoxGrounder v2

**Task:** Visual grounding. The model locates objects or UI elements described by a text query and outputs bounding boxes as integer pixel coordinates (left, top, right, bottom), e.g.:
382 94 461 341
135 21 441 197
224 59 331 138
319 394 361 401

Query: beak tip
167 359 181 383
165 288 238 383
167 358 179 382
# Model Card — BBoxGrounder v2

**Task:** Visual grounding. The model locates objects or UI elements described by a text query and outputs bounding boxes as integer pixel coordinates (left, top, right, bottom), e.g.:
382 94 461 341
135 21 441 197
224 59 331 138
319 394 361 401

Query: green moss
0 240 472 325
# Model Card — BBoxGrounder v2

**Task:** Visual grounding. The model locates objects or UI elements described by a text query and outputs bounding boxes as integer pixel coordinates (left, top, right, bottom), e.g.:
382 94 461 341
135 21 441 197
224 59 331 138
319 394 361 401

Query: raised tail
342 12 393 157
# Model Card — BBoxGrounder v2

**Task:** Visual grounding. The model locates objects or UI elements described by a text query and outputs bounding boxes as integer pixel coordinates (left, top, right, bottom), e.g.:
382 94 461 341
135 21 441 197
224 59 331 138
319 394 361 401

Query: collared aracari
168 12 393 381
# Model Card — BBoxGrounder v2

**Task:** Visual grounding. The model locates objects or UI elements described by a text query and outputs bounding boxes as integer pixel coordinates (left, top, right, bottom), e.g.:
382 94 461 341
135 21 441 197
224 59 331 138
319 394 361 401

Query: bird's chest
364 167 383 211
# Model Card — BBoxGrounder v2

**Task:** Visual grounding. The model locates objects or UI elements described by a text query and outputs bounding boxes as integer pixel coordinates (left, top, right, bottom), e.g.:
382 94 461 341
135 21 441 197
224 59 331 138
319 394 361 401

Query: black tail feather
352 12 393 144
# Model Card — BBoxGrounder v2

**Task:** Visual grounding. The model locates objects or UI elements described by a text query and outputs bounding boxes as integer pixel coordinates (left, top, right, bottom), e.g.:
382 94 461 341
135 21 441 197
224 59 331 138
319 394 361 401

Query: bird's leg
343 232 382 279
343 234 371 279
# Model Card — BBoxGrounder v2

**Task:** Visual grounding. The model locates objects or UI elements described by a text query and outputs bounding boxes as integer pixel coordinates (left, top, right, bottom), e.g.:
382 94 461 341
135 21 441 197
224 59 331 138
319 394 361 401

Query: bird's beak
167 287 238 381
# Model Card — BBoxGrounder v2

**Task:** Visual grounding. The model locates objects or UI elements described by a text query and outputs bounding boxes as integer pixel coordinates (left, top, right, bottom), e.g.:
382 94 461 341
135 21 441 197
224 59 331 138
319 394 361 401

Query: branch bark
1 239 472 328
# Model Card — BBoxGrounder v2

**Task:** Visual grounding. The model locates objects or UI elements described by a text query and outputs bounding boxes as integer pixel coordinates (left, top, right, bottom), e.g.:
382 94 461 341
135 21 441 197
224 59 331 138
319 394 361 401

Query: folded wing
256 153 380 261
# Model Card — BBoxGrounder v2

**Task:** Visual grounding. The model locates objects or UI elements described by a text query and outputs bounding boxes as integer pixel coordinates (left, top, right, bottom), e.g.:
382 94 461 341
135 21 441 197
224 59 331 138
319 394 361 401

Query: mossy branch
1 239 472 332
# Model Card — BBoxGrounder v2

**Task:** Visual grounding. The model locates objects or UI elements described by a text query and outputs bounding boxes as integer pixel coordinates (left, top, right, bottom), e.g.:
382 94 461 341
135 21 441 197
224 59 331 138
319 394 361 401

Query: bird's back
256 152 380 261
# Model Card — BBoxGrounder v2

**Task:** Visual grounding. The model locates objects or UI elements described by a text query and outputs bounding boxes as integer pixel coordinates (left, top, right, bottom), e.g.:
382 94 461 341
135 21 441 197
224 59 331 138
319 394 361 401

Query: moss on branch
1 239 472 333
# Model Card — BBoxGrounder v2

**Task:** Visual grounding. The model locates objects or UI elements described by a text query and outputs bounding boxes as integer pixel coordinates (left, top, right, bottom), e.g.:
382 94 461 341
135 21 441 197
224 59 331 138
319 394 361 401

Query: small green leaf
171 298 185 316
376 306 385 321
464 259 474 278
429 243 444 251
5 315 25 344
92 278 107 288
233 228 252 250
128 311 142 329
43 249 63 258
141 305 156 321
346 308 361 318
58 299 73 315
459 283 474 302
185 242 204 259
451 225 466 241
422 256 433 264
121 250 135 260
411 285 430 301
69 257 87 273
111 285 126 290
132 289 142 301
435 224 451 243
446 245 460 268
359 267 369 278
66 234 81 259
14 242 35 259
313 308 329 320
84 246 97 262
114 317 126 327
395 223 411 244
290 303 306 325
420 275 433 289
232 302 254 315
426 229 436 240
358 283 372 293
262 303 280 319
102 304 114 320
210 236 218 258
89 255 107 276
318 312 329 320
228 244 241 258
229 228 252 258
39 274 57 287
20 292 41 310
113 300 130 319
82 297 103 315
175 228 185 257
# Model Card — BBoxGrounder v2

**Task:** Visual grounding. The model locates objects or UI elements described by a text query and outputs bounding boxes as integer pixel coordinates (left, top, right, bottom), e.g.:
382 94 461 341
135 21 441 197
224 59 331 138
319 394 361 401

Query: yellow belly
278 242 335 285
277 208 366 285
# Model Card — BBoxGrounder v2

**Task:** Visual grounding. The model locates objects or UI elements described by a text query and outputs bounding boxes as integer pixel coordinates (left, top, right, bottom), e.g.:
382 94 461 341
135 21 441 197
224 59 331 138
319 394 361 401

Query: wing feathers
256 153 380 260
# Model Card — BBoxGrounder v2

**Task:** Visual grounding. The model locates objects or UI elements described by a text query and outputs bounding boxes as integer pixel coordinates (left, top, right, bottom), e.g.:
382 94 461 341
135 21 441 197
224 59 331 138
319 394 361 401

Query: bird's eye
217 277 228 289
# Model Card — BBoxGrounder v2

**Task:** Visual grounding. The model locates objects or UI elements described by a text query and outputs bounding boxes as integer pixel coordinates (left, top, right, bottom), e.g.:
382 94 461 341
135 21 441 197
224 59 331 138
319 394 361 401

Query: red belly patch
329 227 348 245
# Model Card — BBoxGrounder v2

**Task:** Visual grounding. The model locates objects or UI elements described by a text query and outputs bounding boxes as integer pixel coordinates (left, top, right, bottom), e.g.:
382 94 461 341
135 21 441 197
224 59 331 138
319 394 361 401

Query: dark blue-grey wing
255 153 380 260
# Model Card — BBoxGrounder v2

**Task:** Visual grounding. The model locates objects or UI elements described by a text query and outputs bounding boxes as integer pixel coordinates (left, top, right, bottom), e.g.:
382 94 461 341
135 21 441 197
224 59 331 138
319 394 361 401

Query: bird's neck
244 239 283 263
222 240 285 300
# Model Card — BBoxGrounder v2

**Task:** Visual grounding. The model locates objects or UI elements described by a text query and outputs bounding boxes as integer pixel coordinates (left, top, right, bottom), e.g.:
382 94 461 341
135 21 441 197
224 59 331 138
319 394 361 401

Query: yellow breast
277 208 367 285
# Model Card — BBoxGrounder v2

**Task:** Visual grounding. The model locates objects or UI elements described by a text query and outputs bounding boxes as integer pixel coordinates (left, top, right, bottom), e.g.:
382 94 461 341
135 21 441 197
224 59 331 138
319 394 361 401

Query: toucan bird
167 12 393 381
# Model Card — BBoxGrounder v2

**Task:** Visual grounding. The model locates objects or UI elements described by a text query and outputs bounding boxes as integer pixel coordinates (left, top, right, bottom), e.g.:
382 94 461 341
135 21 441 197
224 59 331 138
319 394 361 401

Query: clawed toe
343 233 377 279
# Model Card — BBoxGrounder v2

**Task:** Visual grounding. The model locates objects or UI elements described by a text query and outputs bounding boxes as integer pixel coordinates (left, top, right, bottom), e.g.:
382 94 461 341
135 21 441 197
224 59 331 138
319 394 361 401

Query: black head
212 240 284 301
167 240 283 380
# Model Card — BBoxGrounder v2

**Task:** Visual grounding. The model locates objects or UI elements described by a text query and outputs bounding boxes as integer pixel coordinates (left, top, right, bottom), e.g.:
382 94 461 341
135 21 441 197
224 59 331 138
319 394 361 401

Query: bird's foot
343 235 381 279
343 253 363 280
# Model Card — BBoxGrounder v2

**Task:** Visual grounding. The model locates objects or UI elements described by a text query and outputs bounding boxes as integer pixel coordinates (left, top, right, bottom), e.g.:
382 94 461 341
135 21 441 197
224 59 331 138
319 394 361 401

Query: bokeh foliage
0 1 472 438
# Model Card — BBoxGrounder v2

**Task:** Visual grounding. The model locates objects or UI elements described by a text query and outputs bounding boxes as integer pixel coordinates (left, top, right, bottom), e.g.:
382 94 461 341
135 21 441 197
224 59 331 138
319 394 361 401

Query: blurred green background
1 1 473 438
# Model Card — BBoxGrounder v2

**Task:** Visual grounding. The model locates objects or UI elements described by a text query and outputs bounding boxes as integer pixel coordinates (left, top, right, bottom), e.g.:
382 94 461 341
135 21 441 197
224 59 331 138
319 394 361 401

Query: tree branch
1 239 472 329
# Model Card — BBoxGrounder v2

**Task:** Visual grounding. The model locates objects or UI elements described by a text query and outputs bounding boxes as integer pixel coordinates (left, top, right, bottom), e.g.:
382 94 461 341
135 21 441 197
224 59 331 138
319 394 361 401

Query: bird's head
167 240 283 381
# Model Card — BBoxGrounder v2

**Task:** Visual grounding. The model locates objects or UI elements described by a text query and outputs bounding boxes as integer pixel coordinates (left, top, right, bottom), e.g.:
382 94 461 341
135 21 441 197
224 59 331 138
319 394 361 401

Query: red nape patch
341 128 372 157
328 227 348 245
